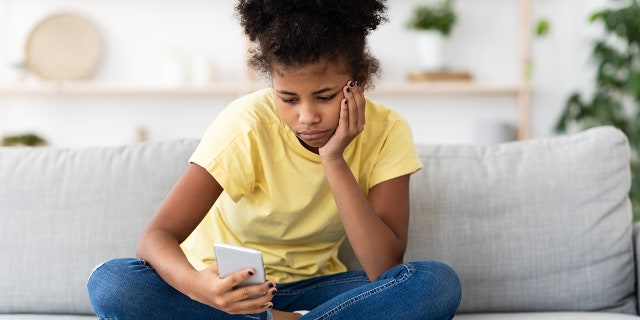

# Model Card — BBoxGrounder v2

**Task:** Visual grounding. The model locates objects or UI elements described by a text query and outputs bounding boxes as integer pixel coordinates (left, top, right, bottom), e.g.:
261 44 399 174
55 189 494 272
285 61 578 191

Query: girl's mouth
298 130 331 142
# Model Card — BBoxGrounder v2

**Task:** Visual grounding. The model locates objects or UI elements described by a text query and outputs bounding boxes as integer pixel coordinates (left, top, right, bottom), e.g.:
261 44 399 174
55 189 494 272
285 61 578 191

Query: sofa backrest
0 139 199 315
1 127 635 315
402 126 636 314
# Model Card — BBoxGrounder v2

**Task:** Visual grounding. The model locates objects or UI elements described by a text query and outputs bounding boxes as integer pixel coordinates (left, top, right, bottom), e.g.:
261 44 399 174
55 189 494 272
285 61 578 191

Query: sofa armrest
635 222 640 313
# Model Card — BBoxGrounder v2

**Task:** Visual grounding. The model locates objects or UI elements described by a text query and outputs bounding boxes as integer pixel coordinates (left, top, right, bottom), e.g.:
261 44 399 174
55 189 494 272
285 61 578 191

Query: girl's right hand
187 262 276 314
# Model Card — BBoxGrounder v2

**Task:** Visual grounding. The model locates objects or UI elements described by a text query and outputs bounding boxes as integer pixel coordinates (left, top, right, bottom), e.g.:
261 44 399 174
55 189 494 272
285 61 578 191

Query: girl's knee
417 261 460 291
87 258 141 288
87 258 148 314
423 261 459 283
408 260 462 314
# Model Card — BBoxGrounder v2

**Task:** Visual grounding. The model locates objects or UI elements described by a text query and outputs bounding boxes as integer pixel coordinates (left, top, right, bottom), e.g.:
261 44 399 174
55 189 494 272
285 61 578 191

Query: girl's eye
280 97 297 104
318 93 338 102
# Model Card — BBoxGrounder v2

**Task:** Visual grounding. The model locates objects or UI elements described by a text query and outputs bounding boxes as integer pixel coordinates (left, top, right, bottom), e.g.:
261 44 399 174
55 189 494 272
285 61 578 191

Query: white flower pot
415 30 445 71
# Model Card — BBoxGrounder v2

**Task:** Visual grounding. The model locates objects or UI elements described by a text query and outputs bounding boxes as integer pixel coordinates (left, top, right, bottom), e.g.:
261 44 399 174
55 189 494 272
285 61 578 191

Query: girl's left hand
319 81 366 160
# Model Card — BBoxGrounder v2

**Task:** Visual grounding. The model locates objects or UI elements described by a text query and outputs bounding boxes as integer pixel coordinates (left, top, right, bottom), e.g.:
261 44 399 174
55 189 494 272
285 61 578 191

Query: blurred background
0 0 612 147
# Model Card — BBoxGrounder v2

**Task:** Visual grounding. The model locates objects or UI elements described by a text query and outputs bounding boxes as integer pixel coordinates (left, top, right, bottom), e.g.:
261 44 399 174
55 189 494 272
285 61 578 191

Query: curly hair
236 0 388 87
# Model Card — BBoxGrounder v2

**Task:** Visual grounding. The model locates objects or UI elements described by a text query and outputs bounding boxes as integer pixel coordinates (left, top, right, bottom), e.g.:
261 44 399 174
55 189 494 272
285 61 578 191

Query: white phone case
213 243 266 288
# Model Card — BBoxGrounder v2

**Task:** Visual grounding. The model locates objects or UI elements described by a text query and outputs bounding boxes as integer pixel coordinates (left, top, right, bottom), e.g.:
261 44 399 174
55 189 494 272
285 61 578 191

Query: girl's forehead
272 66 349 94
272 59 351 78
274 64 327 78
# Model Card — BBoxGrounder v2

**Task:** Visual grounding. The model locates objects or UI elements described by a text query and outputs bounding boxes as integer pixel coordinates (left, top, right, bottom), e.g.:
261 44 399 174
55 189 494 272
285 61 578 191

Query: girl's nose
298 103 320 125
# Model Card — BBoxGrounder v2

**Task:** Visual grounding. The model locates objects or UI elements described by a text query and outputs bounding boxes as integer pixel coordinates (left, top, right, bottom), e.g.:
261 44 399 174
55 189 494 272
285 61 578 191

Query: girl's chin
297 138 326 153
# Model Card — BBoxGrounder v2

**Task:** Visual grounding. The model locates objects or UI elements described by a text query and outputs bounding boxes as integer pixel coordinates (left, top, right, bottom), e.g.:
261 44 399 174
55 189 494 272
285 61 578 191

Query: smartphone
213 243 266 289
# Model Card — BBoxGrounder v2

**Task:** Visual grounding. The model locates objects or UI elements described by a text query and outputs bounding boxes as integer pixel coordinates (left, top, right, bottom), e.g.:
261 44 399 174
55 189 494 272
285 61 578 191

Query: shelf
0 82 264 97
373 82 529 95
0 81 530 97
0 0 533 143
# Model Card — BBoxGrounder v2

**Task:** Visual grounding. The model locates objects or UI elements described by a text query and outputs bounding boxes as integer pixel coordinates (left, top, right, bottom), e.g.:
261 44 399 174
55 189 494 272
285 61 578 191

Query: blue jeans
87 258 461 320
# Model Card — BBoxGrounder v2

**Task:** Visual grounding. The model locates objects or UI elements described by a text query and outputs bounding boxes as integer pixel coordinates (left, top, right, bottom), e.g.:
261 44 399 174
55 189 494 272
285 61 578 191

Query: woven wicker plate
25 13 102 81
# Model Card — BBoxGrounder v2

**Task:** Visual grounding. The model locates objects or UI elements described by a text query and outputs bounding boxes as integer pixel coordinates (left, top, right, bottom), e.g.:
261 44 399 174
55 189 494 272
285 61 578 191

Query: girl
87 1 461 319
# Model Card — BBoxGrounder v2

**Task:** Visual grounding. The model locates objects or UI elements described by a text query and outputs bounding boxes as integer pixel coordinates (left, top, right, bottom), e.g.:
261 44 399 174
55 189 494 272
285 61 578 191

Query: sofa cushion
406 126 636 314
635 222 640 310
0 316 96 319
0 139 198 315
454 312 640 320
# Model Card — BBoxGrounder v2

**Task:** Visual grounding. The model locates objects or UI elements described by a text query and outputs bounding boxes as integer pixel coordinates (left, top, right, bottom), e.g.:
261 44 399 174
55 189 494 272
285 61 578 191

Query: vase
415 30 445 71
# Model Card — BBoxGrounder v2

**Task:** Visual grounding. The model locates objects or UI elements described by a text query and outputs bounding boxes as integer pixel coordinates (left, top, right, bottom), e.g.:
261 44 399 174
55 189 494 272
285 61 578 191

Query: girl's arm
320 82 410 281
322 159 410 282
136 163 275 314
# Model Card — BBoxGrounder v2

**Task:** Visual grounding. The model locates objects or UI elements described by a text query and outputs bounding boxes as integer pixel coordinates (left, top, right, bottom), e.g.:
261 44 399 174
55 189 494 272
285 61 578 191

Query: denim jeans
87 258 461 320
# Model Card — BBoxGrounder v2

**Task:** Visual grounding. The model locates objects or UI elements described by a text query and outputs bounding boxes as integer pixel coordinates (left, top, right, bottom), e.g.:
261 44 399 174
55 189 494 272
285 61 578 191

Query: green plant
554 0 640 221
406 0 457 36
535 18 551 38
1 133 47 146
10 61 27 71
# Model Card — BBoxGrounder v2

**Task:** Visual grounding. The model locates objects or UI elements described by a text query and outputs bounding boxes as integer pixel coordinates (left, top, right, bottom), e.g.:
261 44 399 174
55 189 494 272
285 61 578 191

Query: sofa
0 125 638 319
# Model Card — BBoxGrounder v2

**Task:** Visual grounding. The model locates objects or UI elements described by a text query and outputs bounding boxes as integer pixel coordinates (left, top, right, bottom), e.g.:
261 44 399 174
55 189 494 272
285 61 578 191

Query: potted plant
1 133 48 147
406 0 457 71
8 61 29 83
554 0 640 221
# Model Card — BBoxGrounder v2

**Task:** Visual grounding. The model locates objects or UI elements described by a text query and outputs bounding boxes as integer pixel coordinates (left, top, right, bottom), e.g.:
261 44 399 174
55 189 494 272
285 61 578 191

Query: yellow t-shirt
181 88 422 283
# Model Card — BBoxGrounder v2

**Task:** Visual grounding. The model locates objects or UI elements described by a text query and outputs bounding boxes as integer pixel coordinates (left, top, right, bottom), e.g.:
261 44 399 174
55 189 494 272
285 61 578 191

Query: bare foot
272 309 303 320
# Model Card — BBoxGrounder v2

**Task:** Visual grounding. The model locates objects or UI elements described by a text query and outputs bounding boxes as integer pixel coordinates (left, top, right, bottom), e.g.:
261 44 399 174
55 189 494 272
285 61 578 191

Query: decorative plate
25 13 102 81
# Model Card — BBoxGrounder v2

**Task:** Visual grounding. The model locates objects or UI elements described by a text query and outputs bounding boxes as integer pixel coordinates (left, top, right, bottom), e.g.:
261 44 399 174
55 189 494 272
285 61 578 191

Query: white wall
0 0 609 146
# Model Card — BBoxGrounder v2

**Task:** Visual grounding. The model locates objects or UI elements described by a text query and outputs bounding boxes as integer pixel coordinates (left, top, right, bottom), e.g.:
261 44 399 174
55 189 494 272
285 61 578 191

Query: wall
0 0 608 146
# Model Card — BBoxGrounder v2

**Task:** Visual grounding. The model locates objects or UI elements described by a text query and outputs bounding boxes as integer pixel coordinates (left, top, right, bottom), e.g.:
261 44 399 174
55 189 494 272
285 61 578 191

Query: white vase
190 53 215 87
161 47 187 86
415 30 445 71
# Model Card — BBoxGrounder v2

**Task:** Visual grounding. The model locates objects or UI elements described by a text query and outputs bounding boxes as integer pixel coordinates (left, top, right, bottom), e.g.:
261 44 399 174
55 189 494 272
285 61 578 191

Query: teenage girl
87 1 462 319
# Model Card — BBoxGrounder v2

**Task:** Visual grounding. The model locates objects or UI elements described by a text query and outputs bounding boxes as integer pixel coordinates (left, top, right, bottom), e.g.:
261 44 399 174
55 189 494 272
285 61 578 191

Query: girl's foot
272 309 304 320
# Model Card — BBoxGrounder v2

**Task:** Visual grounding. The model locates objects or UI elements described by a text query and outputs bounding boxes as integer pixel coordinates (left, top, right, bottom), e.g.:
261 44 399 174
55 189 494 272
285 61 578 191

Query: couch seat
456 312 640 319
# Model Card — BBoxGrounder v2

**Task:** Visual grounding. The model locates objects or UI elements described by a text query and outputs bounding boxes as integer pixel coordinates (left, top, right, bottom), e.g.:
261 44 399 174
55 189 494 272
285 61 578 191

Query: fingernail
349 81 355 87
267 302 274 309
248 270 255 276
268 282 275 288
346 87 351 93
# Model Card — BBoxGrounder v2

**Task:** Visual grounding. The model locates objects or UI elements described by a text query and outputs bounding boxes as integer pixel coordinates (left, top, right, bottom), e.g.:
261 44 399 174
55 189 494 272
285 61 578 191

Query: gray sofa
0 126 638 319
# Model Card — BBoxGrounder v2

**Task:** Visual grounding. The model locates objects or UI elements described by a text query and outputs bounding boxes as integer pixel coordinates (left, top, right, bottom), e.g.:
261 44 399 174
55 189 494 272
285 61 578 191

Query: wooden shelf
0 82 264 96
373 82 529 95
0 81 530 97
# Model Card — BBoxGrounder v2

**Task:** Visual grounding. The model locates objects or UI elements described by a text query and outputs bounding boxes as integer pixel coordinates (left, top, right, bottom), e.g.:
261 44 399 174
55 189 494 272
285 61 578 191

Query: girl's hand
319 81 366 160
187 262 276 315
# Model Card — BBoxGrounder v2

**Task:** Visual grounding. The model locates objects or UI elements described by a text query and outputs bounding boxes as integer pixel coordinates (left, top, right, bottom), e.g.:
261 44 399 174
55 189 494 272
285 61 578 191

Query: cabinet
0 0 532 141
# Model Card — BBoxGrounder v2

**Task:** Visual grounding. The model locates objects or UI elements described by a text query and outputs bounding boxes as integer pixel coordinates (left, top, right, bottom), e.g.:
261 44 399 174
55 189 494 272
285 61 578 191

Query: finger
230 280 276 301
225 287 276 314
225 299 273 315
347 80 364 107
209 261 220 275
344 85 359 133
346 81 357 107
339 97 349 134
218 268 256 291
350 81 366 131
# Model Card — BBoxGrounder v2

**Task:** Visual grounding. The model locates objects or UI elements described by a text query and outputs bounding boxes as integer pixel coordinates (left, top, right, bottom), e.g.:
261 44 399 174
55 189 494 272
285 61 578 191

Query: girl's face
272 61 353 154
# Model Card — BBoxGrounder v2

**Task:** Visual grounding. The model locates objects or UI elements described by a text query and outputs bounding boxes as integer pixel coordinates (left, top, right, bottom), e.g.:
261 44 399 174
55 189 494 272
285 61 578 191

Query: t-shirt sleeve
369 118 423 188
189 106 257 202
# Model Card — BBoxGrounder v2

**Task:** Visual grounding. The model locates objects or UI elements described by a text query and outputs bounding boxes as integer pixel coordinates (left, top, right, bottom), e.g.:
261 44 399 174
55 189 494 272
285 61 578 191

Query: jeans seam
316 265 413 319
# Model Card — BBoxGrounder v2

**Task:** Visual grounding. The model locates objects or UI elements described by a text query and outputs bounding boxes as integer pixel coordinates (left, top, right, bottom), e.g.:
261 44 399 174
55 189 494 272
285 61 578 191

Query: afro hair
236 0 387 87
